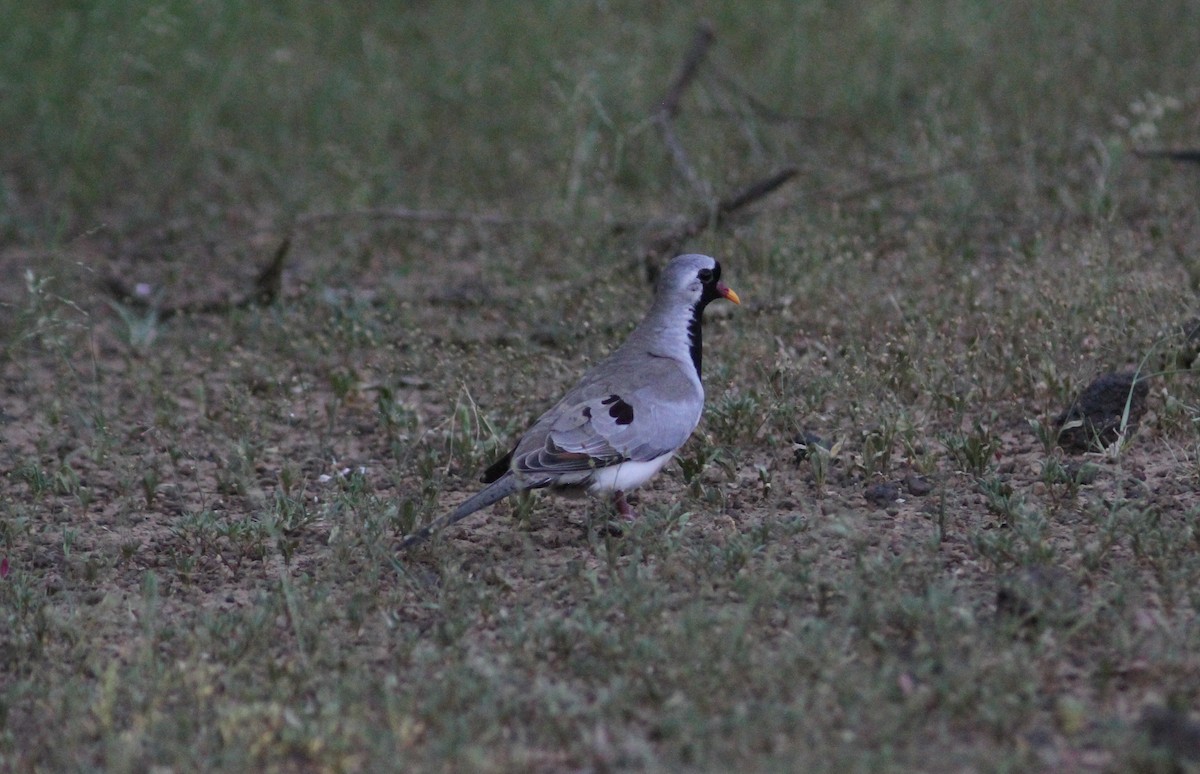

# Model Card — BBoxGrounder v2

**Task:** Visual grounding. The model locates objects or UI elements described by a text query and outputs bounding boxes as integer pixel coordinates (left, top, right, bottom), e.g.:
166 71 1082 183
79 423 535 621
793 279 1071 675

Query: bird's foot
613 490 639 522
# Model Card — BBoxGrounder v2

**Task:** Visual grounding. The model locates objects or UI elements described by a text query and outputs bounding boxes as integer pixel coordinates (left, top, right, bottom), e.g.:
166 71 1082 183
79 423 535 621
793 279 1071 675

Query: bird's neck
630 298 706 384
687 304 703 380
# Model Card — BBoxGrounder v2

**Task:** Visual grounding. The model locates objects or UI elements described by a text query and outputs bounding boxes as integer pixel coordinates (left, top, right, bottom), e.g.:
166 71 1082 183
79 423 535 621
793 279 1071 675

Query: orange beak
717 281 741 305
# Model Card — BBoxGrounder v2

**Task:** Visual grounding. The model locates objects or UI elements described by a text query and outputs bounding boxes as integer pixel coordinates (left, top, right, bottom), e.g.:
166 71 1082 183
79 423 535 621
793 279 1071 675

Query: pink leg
613 490 638 521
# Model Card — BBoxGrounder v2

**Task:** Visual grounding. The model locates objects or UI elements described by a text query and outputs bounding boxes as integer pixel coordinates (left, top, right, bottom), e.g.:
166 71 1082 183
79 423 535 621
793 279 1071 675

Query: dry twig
653 22 716 198
641 166 799 279
640 21 803 277
103 236 292 320
1134 148 1200 164
293 207 556 228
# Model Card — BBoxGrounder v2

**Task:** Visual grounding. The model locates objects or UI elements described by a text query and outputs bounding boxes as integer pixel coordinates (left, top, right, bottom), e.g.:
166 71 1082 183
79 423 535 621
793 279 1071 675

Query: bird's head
659 253 741 310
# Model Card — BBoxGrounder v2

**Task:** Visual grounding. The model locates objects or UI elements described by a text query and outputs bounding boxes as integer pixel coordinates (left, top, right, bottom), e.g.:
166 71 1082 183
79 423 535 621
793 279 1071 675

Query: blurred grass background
3 1 1197 243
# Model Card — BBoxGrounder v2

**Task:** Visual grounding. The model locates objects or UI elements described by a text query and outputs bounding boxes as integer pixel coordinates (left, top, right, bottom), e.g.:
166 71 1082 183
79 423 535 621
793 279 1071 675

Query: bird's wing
511 354 702 483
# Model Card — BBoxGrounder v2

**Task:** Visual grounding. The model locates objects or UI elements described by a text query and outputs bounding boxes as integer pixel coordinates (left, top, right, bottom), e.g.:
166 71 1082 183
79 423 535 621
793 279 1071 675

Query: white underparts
585 452 675 494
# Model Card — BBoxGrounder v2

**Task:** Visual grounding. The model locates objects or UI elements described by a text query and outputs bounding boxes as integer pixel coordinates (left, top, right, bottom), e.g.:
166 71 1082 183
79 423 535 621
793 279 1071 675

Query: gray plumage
399 254 739 549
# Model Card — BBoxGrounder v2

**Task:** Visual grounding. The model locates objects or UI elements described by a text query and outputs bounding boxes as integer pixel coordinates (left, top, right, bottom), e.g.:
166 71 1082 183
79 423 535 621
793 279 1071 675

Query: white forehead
660 254 717 287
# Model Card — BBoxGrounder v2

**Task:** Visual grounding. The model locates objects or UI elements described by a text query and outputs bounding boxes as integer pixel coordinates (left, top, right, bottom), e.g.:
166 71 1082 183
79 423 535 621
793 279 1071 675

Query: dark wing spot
582 406 592 420
602 395 635 425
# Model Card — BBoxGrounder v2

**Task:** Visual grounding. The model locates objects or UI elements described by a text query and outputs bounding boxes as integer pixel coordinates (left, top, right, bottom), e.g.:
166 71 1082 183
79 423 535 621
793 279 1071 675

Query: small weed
14 461 51 498
707 391 762 446
393 498 421 538
60 526 77 559
808 443 831 492
677 436 733 500
215 519 270 568
754 463 773 500
1040 456 1099 507
264 494 319 563
443 387 510 475
324 367 358 434
4 270 89 359
141 468 160 508
860 421 898 478
279 463 301 497
168 547 197 585
1028 417 1060 454
0 511 31 546
106 299 159 352
802 436 842 493
979 476 1019 525
118 539 142 564
944 422 1001 477
972 480 1055 568
0 570 50 660
509 491 537 529
375 385 419 445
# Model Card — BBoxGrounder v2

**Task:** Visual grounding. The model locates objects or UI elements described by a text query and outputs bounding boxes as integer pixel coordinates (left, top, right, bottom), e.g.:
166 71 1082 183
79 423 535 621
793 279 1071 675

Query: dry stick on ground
639 149 1020 282
103 236 291 320
293 207 558 229
822 153 1010 205
642 21 800 279
252 235 289 306
99 202 563 324
704 60 823 127
653 21 716 199
1134 148 1200 164
641 167 799 276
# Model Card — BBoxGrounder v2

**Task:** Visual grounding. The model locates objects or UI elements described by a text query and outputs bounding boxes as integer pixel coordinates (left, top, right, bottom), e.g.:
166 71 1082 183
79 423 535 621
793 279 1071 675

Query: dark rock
864 482 901 507
1140 705 1200 761
903 475 934 496
1055 371 1149 453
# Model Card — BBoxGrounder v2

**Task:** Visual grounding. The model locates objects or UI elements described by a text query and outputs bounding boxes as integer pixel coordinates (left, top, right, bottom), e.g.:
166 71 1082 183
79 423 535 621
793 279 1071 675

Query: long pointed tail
398 473 521 550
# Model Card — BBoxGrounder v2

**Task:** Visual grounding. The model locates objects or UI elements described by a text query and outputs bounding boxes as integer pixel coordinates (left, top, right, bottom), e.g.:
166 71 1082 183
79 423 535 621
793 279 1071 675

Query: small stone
1055 371 1148 453
903 475 934 496
1140 705 1200 761
864 482 901 507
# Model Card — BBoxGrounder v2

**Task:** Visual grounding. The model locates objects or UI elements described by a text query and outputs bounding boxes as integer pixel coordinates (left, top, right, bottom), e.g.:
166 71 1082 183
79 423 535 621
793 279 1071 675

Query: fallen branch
252 235 290 306
658 21 715 119
103 236 292 320
640 21 806 279
641 165 799 277
704 60 823 127
1135 148 1200 164
653 22 716 198
293 207 556 228
822 153 1007 205
718 166 799 214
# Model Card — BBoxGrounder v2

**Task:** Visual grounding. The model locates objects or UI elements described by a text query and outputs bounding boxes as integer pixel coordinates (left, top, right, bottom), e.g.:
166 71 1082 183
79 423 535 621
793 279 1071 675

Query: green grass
4 0 1200 771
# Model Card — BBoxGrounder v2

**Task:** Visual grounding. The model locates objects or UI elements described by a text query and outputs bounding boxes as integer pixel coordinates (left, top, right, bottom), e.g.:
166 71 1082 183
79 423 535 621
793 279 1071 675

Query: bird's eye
697 268 714 283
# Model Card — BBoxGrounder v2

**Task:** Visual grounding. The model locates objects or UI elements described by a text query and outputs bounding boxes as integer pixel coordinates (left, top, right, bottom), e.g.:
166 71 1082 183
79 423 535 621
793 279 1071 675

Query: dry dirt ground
4 206 1200 771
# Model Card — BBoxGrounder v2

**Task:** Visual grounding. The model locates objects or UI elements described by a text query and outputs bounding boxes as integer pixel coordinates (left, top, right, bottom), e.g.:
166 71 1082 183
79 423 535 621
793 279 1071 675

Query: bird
399 253 740 549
